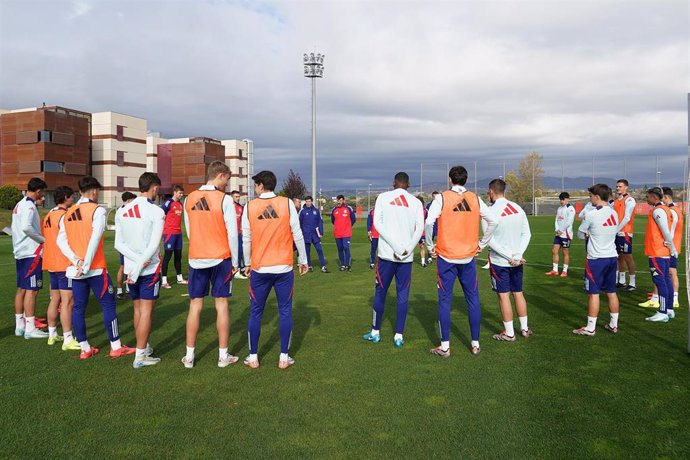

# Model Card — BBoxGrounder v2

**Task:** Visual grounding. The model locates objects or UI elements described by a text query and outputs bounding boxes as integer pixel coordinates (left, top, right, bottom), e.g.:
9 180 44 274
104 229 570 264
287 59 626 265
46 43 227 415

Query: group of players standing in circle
9 164 683 368
547 180 682 336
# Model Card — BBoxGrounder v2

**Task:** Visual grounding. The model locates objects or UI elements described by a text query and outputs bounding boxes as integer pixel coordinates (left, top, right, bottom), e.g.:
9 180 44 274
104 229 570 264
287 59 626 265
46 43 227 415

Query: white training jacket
114 196 165 283
373 188 425 264
11 196 44 260
578 205 618 259
484 197 531 267
555 204 576 239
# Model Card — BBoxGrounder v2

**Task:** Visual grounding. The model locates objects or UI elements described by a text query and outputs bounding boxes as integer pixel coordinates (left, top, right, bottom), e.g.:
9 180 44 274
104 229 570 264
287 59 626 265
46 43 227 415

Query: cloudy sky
1 0 688 191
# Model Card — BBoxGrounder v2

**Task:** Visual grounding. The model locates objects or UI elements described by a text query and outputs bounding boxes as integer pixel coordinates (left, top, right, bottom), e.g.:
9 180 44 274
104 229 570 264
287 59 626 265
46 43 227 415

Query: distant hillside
324 177 685 196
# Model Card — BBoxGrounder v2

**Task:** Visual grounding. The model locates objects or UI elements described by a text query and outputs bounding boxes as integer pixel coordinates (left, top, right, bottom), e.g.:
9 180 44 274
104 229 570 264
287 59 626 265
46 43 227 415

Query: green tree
0 184 23 210
505 152 544 203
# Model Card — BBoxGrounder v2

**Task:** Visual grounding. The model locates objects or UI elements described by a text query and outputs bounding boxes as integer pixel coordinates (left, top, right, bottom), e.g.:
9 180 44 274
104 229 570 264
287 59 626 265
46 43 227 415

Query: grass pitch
0 213 689 458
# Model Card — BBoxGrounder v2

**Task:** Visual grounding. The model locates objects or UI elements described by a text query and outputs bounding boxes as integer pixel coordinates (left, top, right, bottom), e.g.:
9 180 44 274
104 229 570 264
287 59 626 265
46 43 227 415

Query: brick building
0 106 91 205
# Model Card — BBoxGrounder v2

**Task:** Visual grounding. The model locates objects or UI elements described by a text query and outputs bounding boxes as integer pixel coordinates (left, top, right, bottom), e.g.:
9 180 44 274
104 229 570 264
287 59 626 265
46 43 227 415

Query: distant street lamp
303 52 325 198
367 184 372 210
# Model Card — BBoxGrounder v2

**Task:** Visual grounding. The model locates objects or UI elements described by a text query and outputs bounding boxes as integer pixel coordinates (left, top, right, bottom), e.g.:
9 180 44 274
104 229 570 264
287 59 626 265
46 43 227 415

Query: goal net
533 196 591 217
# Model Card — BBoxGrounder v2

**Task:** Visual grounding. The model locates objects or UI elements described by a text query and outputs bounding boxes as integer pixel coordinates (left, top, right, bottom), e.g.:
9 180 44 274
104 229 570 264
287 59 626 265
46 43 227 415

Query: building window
117 176 125 192
238 149 243 158
239 185 244 193
42 161 64 173
116 125 124 141
239 167 243 176
116 151 125 167
38 130 52 142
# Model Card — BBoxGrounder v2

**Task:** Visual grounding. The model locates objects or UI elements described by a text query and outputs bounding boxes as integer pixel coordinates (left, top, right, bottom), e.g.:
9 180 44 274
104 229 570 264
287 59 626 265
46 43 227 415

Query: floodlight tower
303 52 325 198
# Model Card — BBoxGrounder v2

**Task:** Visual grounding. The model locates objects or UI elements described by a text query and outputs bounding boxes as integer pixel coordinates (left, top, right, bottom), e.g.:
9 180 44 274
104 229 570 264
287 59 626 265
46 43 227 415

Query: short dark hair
207 161 231 181
139 172 161 192
489 178 506 194
588 183 611 202
252 170 277 191
647 187 663 199
305 195 313 201
336 194 345 200
79 176 102 193
432 191 440 196
662 187 673 198
617 179 629 187
27 177 47 192
230 190 240 195
54 186 74 205
394 172 409 184
559 192 570 200
121 192 137 202
173 184 184 192
448 166 468 186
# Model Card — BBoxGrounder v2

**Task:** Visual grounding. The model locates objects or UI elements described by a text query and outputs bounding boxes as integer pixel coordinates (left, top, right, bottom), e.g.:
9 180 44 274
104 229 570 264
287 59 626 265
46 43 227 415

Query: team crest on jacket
37 279 43 288
108 285 115 294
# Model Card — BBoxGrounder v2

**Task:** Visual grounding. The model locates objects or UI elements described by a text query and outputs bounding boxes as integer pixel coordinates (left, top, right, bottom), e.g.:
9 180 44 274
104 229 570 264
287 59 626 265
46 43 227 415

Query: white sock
651 294 659 302
247 353 258 362
518 316 528 331
48 326 57 337
394 333 403 341
674 292 679 303
280 352 289 361
619 272 626 283
135 348 146 358
503 321 515 337
162 276 168 285
110 339 122 350
610 313 619 328
80 340 91 352
552 263 558 272
562 265 569 273
25 316 36 332
441 340 450 351
586 316 597 332
177 274 184 282
629 274 636 287
64 330 74 342
219 347 228 360
471 340 480 348
15 313 25 329
371 329 380 337
186 346 195 361
117 288 123 295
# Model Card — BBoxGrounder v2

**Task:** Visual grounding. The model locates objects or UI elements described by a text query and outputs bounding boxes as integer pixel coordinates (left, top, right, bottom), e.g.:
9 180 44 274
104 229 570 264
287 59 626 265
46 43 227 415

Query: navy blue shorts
670 256 678 269
553 236 571 248
119 252 124 266
615 235 633 254
188 258 233 299
489 264 523 293
129 272 161 300
163 233 183 251
584 257 617 294
49 271 72 290
16 257 43 290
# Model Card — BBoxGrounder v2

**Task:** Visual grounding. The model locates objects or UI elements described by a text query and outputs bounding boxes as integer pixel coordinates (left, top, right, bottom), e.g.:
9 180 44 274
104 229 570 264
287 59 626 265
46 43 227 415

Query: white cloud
0 0 687 189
